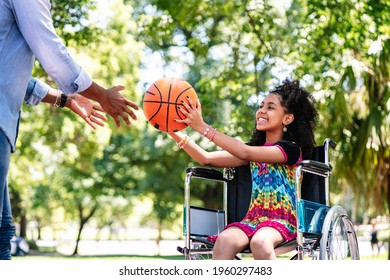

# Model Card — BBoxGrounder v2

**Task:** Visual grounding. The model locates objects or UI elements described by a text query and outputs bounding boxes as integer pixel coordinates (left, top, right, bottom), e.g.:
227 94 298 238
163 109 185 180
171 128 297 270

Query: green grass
360 254 388 260
12 248 389 260
12 251 184 260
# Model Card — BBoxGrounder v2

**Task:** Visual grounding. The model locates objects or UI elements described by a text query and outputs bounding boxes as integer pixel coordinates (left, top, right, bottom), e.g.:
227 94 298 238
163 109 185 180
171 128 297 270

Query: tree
56 0 143 255
9 0 143 255
290 0 389 217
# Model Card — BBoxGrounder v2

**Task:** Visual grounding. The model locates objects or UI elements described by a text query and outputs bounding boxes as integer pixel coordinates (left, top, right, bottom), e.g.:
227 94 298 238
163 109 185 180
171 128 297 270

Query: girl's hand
176 98 206 131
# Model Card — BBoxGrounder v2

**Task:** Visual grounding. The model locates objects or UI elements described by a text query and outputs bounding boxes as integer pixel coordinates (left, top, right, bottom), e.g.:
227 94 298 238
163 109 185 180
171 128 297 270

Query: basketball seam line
166 78 173 131
143 100 181 105
147 84 163 123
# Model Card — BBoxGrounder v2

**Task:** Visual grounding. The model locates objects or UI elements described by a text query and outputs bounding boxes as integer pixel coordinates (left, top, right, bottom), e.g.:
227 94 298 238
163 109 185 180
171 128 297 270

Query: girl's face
255 93 293 133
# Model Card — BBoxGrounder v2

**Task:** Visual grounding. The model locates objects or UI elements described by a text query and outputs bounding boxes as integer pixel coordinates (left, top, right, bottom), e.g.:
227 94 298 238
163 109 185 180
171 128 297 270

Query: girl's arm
176 98 285 164
195 126 284 163
168 131 247 167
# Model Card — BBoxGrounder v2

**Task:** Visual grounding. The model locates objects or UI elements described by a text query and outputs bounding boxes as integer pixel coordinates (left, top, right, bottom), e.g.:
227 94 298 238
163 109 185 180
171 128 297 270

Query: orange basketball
142 77 198 132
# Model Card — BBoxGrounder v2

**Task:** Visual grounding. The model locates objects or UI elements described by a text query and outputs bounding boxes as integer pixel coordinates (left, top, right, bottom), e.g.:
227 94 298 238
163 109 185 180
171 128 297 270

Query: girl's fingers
181 100 191 110
178 105 189 116
186 96 196 108
174 119 186 124
196 99 201 110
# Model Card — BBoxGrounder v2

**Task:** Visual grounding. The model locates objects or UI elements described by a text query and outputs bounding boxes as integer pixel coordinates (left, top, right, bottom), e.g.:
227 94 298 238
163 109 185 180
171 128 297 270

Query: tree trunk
156 221 162 256
19 213 27 238
72 202 98 256
388 233 390 260
72 222 85 256
37 220 42 240
387 164 390 260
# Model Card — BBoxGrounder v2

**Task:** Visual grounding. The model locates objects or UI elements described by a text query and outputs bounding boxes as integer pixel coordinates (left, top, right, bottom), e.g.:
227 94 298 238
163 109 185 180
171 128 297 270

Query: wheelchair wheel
190 242 213 260
319 206 360 260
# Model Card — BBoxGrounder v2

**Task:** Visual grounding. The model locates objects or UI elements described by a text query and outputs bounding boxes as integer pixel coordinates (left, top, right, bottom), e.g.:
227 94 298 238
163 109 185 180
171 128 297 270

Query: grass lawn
12 250 183 260
12 250 388 260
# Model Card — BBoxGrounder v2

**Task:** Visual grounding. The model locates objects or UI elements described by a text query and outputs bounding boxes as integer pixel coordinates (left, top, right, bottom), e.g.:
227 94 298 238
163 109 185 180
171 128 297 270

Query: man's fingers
126 99 139 110
89 115 105 127
93 103 106 113
91 110 107 121
113 85 126 92
114 117 121 128
124 107 137 121
119 116 130 126
85 117 97 130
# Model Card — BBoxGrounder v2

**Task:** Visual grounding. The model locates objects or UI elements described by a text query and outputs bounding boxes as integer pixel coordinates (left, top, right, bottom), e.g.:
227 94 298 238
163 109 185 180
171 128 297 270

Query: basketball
142 77 198 132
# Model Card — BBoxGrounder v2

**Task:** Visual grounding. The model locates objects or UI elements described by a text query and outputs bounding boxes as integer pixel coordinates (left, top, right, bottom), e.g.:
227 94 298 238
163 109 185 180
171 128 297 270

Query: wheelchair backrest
226 145 327 224
226 164 252 224
301 146 326 205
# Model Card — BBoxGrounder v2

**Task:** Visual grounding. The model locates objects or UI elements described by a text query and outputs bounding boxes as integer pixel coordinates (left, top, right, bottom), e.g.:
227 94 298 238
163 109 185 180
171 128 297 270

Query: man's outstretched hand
67 94 107 129
80 82 139 127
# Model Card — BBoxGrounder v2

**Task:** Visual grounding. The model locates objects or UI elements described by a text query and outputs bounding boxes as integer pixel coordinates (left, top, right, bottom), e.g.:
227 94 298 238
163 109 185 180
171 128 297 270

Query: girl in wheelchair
168 79 318 260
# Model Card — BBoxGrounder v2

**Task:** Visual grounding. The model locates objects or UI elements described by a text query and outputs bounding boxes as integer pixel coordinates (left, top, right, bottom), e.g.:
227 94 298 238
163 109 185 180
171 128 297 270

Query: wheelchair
177 138 360 260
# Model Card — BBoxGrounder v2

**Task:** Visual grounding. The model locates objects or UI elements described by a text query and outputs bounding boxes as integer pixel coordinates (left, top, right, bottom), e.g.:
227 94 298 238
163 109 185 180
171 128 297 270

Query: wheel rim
320 206 360 260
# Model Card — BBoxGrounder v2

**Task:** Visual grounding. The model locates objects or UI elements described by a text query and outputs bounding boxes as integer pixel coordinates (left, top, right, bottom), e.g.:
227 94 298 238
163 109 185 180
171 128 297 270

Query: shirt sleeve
24 77 50 106
274 141 301 166
11 0 92 94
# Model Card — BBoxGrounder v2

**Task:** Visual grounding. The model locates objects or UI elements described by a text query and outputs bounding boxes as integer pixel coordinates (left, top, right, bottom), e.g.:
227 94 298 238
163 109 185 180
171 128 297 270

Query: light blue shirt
0 0 92 151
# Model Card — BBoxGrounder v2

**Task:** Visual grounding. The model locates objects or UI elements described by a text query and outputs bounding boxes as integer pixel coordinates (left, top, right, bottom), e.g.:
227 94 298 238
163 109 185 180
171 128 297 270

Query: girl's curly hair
248 79 318 160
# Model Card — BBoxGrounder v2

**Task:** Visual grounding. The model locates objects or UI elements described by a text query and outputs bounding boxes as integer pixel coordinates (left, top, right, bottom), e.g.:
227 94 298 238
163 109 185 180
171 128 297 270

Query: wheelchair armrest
299 160 332 177
186 166 227 182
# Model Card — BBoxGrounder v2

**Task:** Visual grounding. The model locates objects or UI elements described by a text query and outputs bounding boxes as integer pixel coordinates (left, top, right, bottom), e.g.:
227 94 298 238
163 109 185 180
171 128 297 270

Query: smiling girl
168 79 318 260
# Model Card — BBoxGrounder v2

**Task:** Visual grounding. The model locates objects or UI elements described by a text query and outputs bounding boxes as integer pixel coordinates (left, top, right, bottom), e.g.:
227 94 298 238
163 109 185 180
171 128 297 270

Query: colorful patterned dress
211 141 302 242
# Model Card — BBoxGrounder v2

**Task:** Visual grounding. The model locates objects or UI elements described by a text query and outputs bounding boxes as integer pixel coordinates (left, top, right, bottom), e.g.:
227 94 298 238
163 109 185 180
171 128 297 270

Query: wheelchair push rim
319 206 360 260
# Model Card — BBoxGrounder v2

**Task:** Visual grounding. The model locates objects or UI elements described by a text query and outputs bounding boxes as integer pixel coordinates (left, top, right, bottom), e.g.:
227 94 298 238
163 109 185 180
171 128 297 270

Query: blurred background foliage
8 0 389 255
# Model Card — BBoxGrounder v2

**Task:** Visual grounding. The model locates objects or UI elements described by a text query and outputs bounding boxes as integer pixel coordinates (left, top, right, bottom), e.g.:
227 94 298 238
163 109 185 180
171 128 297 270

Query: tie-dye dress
211 141 302 242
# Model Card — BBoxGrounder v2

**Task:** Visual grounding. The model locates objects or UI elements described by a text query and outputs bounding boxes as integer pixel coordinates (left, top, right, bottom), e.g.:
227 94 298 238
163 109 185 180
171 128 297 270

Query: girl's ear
283 114 294 125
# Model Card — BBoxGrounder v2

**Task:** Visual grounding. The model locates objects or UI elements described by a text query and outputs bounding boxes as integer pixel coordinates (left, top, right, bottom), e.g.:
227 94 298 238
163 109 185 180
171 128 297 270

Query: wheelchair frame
178 138 360 260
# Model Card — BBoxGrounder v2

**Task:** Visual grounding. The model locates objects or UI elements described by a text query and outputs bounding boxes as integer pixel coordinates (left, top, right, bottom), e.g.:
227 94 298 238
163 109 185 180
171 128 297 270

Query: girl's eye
258 104 276 110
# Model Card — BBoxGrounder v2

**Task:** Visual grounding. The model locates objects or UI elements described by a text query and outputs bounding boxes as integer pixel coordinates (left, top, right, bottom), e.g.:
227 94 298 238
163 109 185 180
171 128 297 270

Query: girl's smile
257 117 268 125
